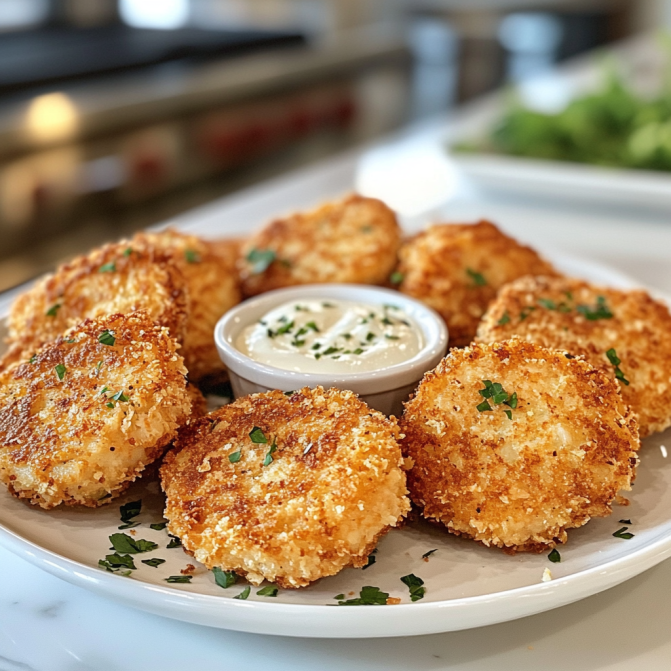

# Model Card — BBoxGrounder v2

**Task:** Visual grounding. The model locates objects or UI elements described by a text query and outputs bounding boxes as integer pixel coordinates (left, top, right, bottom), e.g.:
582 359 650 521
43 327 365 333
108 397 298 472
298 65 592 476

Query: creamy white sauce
237 298 423 373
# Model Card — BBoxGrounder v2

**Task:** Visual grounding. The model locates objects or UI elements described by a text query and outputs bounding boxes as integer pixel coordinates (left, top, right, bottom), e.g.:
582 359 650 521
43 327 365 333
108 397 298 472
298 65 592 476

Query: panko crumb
181 564 196 575
239 194 401 296
477 274 671 437
0 311 191 508
160 386 410 588
542 568 553 582
400 339 640 553
395 221 558 347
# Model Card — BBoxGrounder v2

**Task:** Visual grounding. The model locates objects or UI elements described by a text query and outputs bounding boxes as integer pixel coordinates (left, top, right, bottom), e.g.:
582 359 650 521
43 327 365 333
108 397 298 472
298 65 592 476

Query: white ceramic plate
1 250 670 638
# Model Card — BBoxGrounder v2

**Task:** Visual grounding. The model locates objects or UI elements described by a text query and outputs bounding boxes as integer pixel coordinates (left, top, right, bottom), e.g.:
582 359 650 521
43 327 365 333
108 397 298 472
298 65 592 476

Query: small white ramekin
214 284 448 416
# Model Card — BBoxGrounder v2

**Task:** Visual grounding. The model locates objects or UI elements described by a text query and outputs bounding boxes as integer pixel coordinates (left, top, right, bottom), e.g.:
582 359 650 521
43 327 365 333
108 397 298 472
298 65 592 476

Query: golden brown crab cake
476 275 671 437
0 311 191 509
130 229 241 384
7 242 188 360
238 194 401 297
160 387 410 588
400 339 639 553
395 221 558 347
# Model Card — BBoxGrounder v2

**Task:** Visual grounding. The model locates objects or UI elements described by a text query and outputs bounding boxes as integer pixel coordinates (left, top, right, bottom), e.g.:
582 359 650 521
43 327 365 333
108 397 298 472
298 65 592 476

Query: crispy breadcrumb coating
0 312 191 508
239 194 401 297
477 275 671 437
400 339 639 552
7 242 188 360
395 221 557 347
160 387 410 588
130 229 241 383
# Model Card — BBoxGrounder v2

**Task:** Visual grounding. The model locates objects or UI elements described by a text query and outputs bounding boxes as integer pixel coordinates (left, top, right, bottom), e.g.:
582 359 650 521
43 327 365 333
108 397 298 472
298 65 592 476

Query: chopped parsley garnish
353 348 364 355
123 247 133 257
613 526 635 539
64 338 76 344
28 355 36 364
98 330 116 346
228 450 242 464
256 585 278 597
150 522 167 531
334 593 345 600
323 346 341 356
98 262 116 273
577 296 613 320
322 302 335 308
390 271 404 285
263 440 278 467
246 248 276 274
422 549 438 559
606 348 630 386
118 499 141 529
213 567 237 588
477 380 517 417
401 573 425 602
109 533 158 554
306 321 319 332
234 586 251 600
385 334 399 340
141 558 166 568
165 575 192 584
548 549 561 563
46 303 61 317
184 249 201 264
497 311 510 326
95 360 103 373
362 553 376 570
55 364 66 381
275 320 294 336
111 390 129 402
99 552 136 574
342 333 352 340
366 332 376 342
537 298 556 310
519 306 536 321
291 339 306 348
249 426 267 444
337 585 389 606
619 519 632 525
106 402 114 409
466 268 487 287
311 343 321 350
167 535 182 548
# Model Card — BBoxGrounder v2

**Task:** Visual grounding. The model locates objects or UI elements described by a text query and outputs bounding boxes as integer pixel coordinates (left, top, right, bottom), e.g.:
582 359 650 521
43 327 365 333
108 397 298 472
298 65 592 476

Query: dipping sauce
237 298 424 374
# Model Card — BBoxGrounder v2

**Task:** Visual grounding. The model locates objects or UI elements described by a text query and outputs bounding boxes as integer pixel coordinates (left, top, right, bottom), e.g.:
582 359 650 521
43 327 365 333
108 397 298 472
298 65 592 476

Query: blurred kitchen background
0 0 669 292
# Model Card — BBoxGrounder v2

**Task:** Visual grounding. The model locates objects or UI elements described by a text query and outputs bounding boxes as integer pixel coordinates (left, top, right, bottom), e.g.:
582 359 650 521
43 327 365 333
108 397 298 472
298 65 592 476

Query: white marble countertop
4 62 671 668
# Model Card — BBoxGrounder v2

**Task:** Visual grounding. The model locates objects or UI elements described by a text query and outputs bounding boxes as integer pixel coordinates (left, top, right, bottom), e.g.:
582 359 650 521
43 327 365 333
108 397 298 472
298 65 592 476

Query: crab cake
160 387 410 588
477 275 671 437
239 194 401 297
130 229 241 383
7 242 188 359
395 221 557 347
0 311 191 509
400 339 639 553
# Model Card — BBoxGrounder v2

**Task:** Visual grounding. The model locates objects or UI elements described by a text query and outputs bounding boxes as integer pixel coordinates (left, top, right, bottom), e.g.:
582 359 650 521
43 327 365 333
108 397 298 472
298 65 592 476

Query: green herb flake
577 296 613 321
123 247 133 257
228 449 242 464
213 567 238 588
466 268 487 287
246 248 276 274
167 535 182 548
390 271 404 285
99 552 136 572
362 554 376 570
538 298 557 310
613 527 635 540
334 593 345 600
353 348 364 355
98 330 116 346
385 334 400 340
366 332 376 343
95 360 103 373
249 426 268 444
111 390 129 402
46 303 61 317
234 586 251 600
98 262 116 273
109 534 158 554
184 249 201 264
422 549 437 560
548 548 561 563
322 302 335 308
106 402 114 409
504 410 513 420
306 321 320 332
28 355 36 364
141 558 166 568
150 522 168 531
520 306 536 321
275 320 294 336
401 573 426 602
165 575 192 584
619 519 632 525
497 311 511 326
256 585 279 597
118 500 141 529
476 400 492 412
263 440 277 467
323 346 341 356
606 348 630 386
55 364 66 381
337 585 389 606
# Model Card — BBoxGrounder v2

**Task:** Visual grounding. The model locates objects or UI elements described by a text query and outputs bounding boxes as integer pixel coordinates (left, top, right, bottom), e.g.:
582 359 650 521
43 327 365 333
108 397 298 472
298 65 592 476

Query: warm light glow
119 0 189 29
356 140 458 217
25 93 79 143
